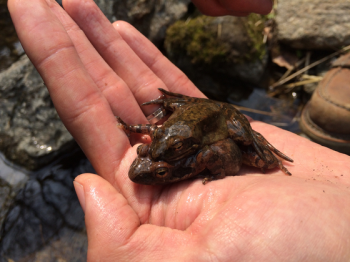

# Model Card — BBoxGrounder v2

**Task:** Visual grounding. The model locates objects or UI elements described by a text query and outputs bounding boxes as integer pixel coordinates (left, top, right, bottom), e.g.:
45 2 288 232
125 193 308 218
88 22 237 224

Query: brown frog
119 88 293 175
129 138 242 185
129 137 291 185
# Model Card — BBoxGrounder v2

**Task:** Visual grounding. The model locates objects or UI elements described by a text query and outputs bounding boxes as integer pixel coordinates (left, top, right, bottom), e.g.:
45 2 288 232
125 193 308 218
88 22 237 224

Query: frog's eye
155 167 169 178
172 141 183 150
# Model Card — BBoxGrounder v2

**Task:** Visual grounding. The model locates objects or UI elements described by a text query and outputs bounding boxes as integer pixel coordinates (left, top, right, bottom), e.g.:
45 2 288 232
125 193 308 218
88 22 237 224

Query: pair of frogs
118 89 293 185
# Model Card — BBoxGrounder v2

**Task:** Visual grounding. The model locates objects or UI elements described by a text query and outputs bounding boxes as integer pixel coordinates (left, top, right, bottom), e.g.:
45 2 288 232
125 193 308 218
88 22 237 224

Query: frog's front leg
116 116 157 136
194 145 224 184
196 139 242 184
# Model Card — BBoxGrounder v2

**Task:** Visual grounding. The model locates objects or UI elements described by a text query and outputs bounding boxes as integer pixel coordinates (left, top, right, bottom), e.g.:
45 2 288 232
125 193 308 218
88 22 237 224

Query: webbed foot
253 131 293 162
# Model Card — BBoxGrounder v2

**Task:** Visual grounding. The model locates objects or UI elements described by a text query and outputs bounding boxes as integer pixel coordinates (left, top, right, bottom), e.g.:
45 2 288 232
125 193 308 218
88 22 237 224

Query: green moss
165 16 230 64
244 13 268 61
165 14 268 65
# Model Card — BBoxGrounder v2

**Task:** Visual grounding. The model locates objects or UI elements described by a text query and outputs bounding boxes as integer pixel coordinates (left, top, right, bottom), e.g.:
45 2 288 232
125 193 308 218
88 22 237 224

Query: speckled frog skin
129 138 242 185
129 138 291 185
119 89 293 184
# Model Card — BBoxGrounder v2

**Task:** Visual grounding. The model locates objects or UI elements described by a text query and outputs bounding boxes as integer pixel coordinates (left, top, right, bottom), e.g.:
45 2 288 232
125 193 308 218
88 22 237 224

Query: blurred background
1 0 349 260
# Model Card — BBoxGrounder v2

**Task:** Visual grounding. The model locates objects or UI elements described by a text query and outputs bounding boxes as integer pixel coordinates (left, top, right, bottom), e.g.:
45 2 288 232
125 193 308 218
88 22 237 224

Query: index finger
8 0 129 183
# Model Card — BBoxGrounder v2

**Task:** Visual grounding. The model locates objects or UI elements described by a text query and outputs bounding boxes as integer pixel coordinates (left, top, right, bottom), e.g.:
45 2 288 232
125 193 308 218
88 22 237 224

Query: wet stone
0 55 76 170
0 150 94 261
0 153 29 240
0 153 29 189
19 227 88 262
0 179 12 237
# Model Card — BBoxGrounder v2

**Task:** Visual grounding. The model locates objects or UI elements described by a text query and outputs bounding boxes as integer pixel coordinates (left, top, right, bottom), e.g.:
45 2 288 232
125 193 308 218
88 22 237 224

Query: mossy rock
244 13 268 61
165 14 267 65
165 16 230 64
165 14 268 84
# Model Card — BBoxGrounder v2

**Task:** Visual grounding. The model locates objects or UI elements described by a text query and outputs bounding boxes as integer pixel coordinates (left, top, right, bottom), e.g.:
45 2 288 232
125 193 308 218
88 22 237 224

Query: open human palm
8 0 350 260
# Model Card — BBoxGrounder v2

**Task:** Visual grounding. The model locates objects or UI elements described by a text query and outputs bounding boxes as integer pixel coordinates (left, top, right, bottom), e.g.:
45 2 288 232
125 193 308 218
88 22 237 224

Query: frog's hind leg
224 107 269 164
275 157 292 175
262 151 292 176
251 139 268 164
241 145 292 176
253 131 293 162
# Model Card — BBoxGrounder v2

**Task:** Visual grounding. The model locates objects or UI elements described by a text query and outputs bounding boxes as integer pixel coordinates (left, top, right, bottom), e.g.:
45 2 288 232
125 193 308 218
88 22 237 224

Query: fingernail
74 181 86 212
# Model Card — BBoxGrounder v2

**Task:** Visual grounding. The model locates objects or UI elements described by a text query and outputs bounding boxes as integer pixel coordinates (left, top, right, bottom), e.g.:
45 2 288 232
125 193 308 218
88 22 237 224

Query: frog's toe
278 161 292 176
142 99 165 106
202 177 211 185
252 139 268 163
272 156 292 175
201 170 226 184
158 88 189 98
253 131 293 162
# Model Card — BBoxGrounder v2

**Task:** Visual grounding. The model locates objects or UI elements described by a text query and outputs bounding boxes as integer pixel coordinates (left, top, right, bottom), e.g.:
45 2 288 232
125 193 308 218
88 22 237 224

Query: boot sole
300 103 350 155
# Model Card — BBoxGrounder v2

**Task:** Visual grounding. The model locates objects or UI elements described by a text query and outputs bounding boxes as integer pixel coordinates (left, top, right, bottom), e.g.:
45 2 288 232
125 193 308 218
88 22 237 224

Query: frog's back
165 101 221 127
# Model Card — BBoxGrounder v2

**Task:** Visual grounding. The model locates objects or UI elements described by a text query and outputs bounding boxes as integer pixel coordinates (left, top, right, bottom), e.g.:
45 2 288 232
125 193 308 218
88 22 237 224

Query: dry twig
270 45 350 90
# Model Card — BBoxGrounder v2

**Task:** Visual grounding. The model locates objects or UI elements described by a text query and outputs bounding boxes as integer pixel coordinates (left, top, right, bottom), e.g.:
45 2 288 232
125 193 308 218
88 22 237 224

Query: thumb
74 173 140 260
74 173 196 261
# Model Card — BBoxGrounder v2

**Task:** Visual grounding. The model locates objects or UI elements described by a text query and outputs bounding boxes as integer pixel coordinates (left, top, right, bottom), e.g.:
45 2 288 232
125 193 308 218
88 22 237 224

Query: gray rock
62 0 190 45
22 227 88 262
276 0 350 49
111 0 191 46
0 0 190 170
0 152 92 261
0 55 75 170
0 153 29 240
0 178 13 238
0 152 28 189
211 16 268 83
95 0 116 21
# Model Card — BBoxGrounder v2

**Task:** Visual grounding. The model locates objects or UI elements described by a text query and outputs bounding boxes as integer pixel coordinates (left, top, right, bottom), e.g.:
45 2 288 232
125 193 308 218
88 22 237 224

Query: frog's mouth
166 144 199 161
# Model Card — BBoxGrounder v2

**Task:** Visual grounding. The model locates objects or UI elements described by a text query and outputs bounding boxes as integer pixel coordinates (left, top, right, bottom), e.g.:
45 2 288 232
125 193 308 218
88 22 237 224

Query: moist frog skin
118 88 293 184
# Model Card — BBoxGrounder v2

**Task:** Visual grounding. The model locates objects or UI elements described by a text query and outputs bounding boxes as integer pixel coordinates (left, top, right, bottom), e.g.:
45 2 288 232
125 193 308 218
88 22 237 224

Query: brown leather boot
300 52 350 155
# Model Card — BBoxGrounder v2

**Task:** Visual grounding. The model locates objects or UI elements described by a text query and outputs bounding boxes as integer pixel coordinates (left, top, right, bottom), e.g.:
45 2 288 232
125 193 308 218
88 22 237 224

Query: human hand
191 0 273 16
8 0 350 261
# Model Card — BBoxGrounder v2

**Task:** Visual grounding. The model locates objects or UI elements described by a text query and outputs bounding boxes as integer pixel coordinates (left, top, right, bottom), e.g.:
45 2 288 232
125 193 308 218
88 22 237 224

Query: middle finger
49 0 147 123
63 0 168 112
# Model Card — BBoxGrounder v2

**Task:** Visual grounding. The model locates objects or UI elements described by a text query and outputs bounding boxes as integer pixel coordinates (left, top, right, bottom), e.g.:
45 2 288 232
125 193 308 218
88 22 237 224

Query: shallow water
229 88 301 133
